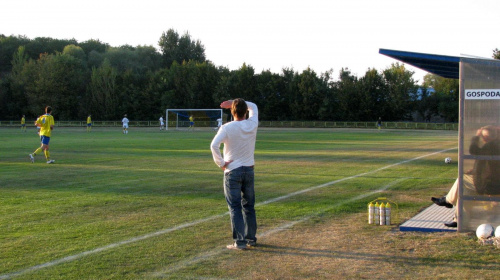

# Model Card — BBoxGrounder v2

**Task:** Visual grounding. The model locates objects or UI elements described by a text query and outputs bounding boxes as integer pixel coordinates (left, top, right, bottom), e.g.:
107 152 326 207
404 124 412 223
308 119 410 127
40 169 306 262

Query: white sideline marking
0 148 455 279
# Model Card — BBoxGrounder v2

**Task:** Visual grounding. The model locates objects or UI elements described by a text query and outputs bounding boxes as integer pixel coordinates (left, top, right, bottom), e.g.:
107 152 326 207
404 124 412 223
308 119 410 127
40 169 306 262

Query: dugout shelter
380 49 500 232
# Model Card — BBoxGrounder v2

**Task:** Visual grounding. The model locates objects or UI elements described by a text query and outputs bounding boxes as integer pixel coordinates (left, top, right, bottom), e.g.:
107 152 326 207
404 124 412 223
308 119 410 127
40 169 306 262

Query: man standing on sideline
122 114 129 134
210 98 259 250
29 106 55 164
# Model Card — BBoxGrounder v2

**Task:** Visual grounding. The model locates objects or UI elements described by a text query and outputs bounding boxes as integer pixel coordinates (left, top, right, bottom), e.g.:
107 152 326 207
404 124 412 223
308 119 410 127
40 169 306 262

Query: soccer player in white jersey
214 117 222 131
211 98 258 250
159 116 164 130
122 114 129 134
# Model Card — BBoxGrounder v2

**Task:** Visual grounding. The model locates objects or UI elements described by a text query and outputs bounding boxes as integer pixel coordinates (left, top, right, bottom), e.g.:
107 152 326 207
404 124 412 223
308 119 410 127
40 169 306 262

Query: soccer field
2 126 487 279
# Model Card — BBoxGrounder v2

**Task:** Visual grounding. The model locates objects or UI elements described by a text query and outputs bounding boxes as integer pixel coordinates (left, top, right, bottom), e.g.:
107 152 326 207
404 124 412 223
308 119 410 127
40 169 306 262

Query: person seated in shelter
431 125 500 227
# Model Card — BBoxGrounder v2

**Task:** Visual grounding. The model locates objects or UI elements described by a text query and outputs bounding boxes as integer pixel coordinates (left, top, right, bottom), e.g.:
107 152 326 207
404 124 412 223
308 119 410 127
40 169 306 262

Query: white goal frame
165 109 223 130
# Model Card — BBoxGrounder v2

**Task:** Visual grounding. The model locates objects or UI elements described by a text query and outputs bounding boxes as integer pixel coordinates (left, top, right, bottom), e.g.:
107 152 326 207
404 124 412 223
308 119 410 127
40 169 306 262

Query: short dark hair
45 106 52 114
231 98 248 119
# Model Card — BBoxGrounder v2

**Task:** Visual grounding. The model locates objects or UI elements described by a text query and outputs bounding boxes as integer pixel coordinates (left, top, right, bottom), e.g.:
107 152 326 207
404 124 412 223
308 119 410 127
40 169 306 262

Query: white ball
444 157 452 164
496 226 500 238
476 224 494 239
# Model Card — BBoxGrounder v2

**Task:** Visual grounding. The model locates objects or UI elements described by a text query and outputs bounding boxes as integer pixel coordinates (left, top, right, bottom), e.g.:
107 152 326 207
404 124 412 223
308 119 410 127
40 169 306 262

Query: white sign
465 89 500 99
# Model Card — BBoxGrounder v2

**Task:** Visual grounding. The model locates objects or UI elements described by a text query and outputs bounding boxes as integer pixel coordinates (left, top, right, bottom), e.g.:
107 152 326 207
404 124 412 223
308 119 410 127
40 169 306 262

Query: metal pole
457 60 465 232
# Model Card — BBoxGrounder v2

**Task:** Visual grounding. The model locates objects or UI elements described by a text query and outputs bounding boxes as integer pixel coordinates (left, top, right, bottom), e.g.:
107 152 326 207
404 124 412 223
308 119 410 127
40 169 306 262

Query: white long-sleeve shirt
210 101 258 172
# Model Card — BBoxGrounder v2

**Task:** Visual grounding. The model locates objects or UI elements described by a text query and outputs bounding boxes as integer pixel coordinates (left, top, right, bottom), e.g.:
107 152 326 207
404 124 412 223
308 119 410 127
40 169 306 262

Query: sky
2 0 499 83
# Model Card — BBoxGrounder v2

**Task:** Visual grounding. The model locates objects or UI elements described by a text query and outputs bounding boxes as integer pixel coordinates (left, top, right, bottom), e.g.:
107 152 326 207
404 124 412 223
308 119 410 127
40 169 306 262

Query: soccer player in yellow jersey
29 106 55 164
21 115 26 132
87 115 92 132
189 115 194 131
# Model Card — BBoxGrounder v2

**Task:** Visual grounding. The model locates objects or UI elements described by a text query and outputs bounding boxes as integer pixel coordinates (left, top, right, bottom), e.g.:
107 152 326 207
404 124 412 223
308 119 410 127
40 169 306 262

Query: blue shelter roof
379 48 460 79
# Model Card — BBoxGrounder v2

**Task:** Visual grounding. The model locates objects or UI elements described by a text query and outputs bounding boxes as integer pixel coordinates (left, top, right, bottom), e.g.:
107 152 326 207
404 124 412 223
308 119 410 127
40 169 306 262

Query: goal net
166 109 223 130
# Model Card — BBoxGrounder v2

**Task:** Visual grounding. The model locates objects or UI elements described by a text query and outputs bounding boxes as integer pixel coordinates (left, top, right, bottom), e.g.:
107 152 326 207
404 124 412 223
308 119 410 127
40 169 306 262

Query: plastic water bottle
385 202 391 225
368 202 375 224
379 202 386 225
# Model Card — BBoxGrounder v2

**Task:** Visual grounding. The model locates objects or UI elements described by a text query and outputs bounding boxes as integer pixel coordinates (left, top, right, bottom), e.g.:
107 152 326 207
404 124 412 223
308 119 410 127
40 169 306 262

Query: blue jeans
224 166 257 246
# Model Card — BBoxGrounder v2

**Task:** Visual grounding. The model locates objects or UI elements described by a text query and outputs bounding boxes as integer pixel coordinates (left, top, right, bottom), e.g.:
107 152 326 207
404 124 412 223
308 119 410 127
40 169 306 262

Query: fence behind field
258 121 458 130
0 120 459 130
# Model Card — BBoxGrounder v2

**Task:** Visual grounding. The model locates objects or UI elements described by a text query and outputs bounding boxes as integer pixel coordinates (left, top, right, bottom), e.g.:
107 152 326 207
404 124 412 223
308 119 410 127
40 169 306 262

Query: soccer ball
476 224 494 239
444 157 452 164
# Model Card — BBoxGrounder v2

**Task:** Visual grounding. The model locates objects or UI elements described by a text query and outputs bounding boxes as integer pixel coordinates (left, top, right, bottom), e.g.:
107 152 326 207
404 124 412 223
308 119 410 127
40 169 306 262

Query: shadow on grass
248 244 500 271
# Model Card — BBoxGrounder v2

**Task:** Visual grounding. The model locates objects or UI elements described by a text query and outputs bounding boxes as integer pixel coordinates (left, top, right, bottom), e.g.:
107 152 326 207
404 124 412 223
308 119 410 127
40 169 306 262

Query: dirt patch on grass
201 213 499 280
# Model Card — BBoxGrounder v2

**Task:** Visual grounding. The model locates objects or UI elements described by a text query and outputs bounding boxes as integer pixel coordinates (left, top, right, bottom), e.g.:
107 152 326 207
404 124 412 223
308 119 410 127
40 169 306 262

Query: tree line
2 29 488 122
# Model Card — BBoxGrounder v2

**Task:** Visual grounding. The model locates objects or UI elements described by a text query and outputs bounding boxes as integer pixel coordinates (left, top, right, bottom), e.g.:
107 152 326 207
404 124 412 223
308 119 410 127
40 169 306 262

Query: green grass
0 126 480 279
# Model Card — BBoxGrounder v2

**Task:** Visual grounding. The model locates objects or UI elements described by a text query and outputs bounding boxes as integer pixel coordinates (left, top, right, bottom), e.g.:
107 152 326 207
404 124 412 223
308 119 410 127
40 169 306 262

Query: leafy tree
413 86 438 122
114 68 139 118
158 29 206 68
213 66 233 106
0 35 30 74
382 63 417 120
291 68 326 120
232 63 257 101
171 61 198 108
316 70 336 121
104 46 161 74
335 68 360 120
63 44 86 62
87 50 105 69
135 45 162 72
190 61 220 108
89 59 118 119
279 68 299 120
79 39 109 56
1 32 475 122
158 29 179 68
23 53 88 119
255 70 290 120
159 60 218 110
177 32 205 63
0 77 11 117
358 68 387 121
422 74 459 122
493 48 500 60
25 37 78 60
11 46 29 76
6 46 30 118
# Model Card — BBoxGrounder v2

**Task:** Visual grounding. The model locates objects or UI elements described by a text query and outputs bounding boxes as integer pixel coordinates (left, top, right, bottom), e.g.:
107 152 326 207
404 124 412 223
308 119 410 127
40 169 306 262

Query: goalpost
165 109 223 130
